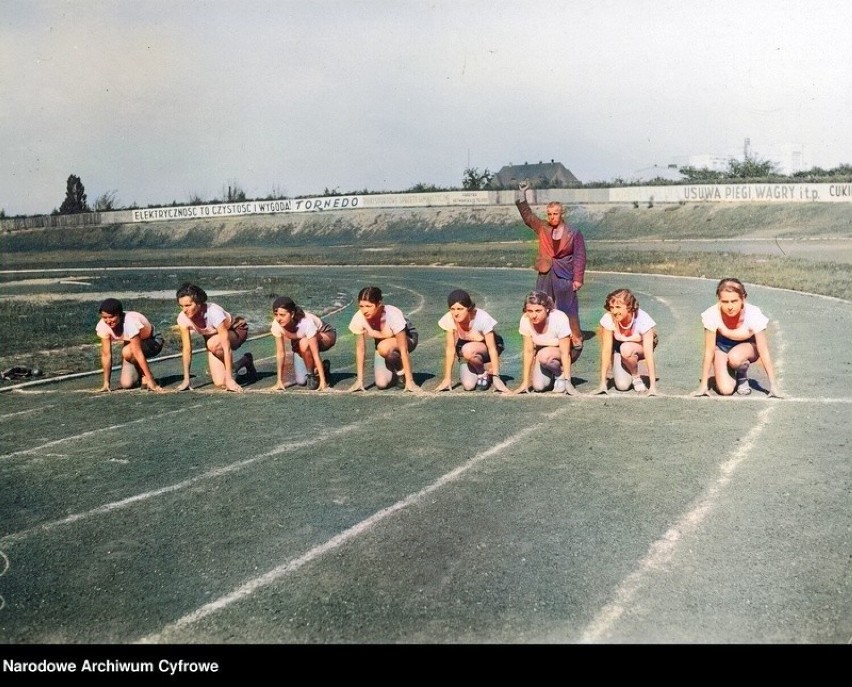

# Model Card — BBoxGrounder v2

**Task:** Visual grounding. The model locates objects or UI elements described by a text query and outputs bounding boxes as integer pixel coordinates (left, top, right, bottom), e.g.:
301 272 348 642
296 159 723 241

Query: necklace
617 314 635 330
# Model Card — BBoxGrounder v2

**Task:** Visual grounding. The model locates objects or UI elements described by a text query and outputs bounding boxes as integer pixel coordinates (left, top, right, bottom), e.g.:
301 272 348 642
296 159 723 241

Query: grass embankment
570 201 852 240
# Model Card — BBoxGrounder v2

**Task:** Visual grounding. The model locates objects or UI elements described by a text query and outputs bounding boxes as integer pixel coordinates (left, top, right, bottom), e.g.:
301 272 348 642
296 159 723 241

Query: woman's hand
95 383 111 393
176 379 192 392
767 385 783 399
691 384 709 397
434 377 453 392
348 380 366 393
491 376 509 393
512 383 531 394
593 383 608 395
141 377 164 393
223 378 243 393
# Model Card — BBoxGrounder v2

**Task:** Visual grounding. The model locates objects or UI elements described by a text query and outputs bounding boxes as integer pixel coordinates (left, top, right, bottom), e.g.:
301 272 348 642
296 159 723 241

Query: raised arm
514 181 547 234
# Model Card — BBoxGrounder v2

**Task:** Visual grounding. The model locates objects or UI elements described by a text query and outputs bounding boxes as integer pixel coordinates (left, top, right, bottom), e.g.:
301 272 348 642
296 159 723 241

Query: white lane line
0 405 203 460
0 399 432 547
579 403 777 643
387 283 427 317
579 320 789 643
137 404 571 643
0 405 56 420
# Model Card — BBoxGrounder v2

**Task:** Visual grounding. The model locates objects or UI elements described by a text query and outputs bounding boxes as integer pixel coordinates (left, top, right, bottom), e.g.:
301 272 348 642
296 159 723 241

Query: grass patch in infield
0 270 349 375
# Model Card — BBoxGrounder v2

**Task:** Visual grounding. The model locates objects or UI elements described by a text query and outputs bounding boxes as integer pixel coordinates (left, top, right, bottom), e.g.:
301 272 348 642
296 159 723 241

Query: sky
1 0 850 216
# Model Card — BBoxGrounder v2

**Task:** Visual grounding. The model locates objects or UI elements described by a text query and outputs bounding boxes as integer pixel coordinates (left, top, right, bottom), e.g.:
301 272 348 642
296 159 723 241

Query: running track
1 267 850 644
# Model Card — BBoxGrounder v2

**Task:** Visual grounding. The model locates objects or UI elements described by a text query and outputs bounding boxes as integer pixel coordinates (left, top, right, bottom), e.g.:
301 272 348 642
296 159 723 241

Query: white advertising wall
119 184 851 224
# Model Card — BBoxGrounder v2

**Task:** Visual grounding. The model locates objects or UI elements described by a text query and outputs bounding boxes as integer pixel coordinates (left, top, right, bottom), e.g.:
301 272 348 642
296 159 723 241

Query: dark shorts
291 324 337 352
230 316 249 350
129 332 164 358
205 317 249 350
374 318 418 353
715 332 754 354
455 333 504 360
614 330 658 354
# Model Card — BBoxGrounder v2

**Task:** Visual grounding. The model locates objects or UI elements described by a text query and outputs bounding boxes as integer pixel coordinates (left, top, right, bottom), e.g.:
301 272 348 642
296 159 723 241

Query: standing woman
95 298 164 392
434 289 509 392
175 282 255 392
271 296 336 391
348 286 419 392
693 277 780 397
596 288 658 395
515 181 586 360
514 291 578 395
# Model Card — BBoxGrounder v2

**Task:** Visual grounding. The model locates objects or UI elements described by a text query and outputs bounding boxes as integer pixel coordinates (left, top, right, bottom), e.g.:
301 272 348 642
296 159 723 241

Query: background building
489 161 580 189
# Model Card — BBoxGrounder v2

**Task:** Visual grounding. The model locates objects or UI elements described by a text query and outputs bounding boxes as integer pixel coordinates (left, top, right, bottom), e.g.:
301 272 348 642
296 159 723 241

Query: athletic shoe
241 352 257 382
552 377 566 394
632 377 647 392
476 373 492 391
305 372 319 391
736 377 752 395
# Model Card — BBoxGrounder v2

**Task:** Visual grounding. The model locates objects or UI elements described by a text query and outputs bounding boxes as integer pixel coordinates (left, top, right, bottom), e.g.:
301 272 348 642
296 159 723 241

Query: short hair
546 201 563 213
98 298 123 316
523 290 554 312
358 286 383 304
272 296 305 324
176 282 207 304
715 277 747 300
447 289 474 309
604 288 638 314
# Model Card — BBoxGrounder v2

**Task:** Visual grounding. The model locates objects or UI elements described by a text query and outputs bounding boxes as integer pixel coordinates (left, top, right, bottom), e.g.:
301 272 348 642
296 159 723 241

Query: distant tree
93 190 118 211
462 167 493 190
223 181 247 202
727 154 777 179
678 166 724 182
59 174 89 214
267 184 287 200
186 192 205 205
0 208 5 219
793 164 852 179
407 182 446 193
